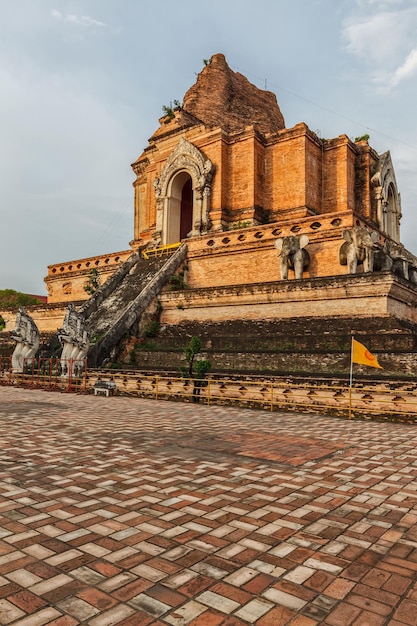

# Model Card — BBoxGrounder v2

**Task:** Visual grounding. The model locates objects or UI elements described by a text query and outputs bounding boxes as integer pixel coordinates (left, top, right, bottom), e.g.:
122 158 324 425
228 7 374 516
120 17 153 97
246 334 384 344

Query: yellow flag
352 339 383 369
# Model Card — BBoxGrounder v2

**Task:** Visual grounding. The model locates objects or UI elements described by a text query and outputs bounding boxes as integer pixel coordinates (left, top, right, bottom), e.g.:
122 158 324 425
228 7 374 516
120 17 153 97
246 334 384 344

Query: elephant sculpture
339 227 379 274
372 241 417 283
385 241 417 282
372 245 394 273
274 234 310 280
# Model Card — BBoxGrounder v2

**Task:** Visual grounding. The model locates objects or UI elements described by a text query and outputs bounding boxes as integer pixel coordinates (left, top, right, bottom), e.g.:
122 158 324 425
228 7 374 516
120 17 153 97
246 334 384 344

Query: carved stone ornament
370 151 401 241
58 303 90 377
132 157 149 178
156 138 214 199
11 308 40 373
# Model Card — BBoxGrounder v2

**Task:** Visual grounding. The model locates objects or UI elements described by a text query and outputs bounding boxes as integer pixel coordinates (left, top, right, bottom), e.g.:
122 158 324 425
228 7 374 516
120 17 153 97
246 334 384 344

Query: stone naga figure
274 234 310 280
58 303 90 377
11 308 40 373
339 227 379 274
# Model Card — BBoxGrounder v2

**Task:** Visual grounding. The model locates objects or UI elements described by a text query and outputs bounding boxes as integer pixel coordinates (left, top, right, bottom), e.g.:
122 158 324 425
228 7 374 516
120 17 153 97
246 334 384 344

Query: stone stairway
84 243 187 367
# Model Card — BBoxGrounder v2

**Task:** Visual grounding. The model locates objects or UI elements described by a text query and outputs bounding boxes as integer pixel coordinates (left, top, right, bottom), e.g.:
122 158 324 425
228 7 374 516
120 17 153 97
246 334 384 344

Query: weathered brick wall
161 271 417 326
122 346 417 379
121 315 417 378
45 250 132 303
183 218 359 290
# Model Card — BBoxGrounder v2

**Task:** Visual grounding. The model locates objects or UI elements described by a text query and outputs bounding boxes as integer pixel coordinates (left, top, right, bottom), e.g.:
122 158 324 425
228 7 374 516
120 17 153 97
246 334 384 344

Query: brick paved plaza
1 388 417 625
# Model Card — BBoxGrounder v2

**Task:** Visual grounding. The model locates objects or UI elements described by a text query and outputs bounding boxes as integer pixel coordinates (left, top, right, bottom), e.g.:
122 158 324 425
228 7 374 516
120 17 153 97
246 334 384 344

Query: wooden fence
1 358 416 421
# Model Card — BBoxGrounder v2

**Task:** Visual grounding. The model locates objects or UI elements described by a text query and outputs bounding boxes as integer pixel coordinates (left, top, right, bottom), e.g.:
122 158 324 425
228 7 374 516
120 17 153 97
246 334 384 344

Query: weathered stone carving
371 151 401 242
373 243 394 273
274 235 310 280
339 227 379 274
154 138 214 243
372 240 417 283
386 241 417 282
11 308 40 373
58 304 90 377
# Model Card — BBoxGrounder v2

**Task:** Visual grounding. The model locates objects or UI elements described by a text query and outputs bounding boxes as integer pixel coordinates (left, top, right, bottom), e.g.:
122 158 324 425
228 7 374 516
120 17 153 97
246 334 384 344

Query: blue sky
1 0 417 294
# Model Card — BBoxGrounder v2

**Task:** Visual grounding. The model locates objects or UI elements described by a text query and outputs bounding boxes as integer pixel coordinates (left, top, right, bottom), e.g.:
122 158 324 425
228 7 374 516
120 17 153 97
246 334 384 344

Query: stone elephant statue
339 227 379 274
373 241 417 284
372 247 394 273
274 234 310 280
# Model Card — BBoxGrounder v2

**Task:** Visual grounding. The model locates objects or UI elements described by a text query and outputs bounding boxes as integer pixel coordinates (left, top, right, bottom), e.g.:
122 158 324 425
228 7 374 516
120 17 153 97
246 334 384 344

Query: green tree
183 336 211 403
0 289 41 308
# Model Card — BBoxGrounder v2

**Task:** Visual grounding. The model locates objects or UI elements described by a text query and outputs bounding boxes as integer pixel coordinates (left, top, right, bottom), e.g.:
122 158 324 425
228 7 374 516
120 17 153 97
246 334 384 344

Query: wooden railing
87 370 417 422
1 358 416 421
0 357 87 393
141 242 181 259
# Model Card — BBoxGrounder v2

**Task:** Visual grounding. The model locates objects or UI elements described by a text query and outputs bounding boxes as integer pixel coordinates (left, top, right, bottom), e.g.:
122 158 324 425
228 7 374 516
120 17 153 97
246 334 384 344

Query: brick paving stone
392 598 417 625
242 572 276 594
11 608 64 625
56 596 100 621
127 592 170 617
234 596 275 621
351 611 387 626
115 612 154 626
163 599 207 624
41 580 86 604
290 617 319 626
187 611 225 625
47 617 79 626
3 389 417 624
86 603 136 625
0 598 26 623
262 586 307 610
7 589 47 613
324 601 363 625
196 589 240 613
256 604 297 625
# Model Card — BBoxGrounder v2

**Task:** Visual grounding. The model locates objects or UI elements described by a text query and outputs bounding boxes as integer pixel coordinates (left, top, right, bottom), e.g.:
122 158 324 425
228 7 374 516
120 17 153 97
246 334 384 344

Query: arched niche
153 138 214 245
371 151 401 242
163 171 193 244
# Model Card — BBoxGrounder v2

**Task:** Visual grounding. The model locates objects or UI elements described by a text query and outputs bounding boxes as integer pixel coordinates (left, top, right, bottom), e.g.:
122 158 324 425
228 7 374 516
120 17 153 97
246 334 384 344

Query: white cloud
343 4 417 92
390 46 417 87
51 10 106 28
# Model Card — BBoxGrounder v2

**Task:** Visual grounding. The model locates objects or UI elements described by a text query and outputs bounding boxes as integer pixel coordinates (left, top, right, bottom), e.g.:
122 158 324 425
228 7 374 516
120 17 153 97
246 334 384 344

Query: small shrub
169 271 187 290
84 268 101 295
230 220 251 230
162 100 181 119
142 321 160 338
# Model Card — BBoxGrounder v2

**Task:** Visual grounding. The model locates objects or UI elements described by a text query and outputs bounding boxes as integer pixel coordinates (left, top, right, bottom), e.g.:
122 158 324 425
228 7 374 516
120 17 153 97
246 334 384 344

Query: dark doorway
180 178 193 240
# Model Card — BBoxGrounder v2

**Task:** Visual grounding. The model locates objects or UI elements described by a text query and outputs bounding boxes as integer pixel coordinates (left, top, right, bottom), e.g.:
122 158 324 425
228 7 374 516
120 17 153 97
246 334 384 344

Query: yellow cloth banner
352 339 383 369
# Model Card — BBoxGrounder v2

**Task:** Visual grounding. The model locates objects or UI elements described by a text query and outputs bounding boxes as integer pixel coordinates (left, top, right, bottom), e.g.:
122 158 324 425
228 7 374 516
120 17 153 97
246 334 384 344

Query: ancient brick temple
46 54 406 300
35 54 417 374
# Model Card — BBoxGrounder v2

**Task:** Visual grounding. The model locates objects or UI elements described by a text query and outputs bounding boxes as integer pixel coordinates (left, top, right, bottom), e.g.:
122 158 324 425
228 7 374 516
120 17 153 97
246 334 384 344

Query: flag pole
349 336 354 419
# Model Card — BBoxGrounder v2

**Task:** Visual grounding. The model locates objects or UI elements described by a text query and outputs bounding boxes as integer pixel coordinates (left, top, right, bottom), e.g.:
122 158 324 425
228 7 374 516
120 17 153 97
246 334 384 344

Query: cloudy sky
1 0 417 294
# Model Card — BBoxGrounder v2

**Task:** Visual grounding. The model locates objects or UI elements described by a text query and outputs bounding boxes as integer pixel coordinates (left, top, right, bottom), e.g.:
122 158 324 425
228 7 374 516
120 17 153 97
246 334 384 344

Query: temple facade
2 52 416 376
45 53 407 307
